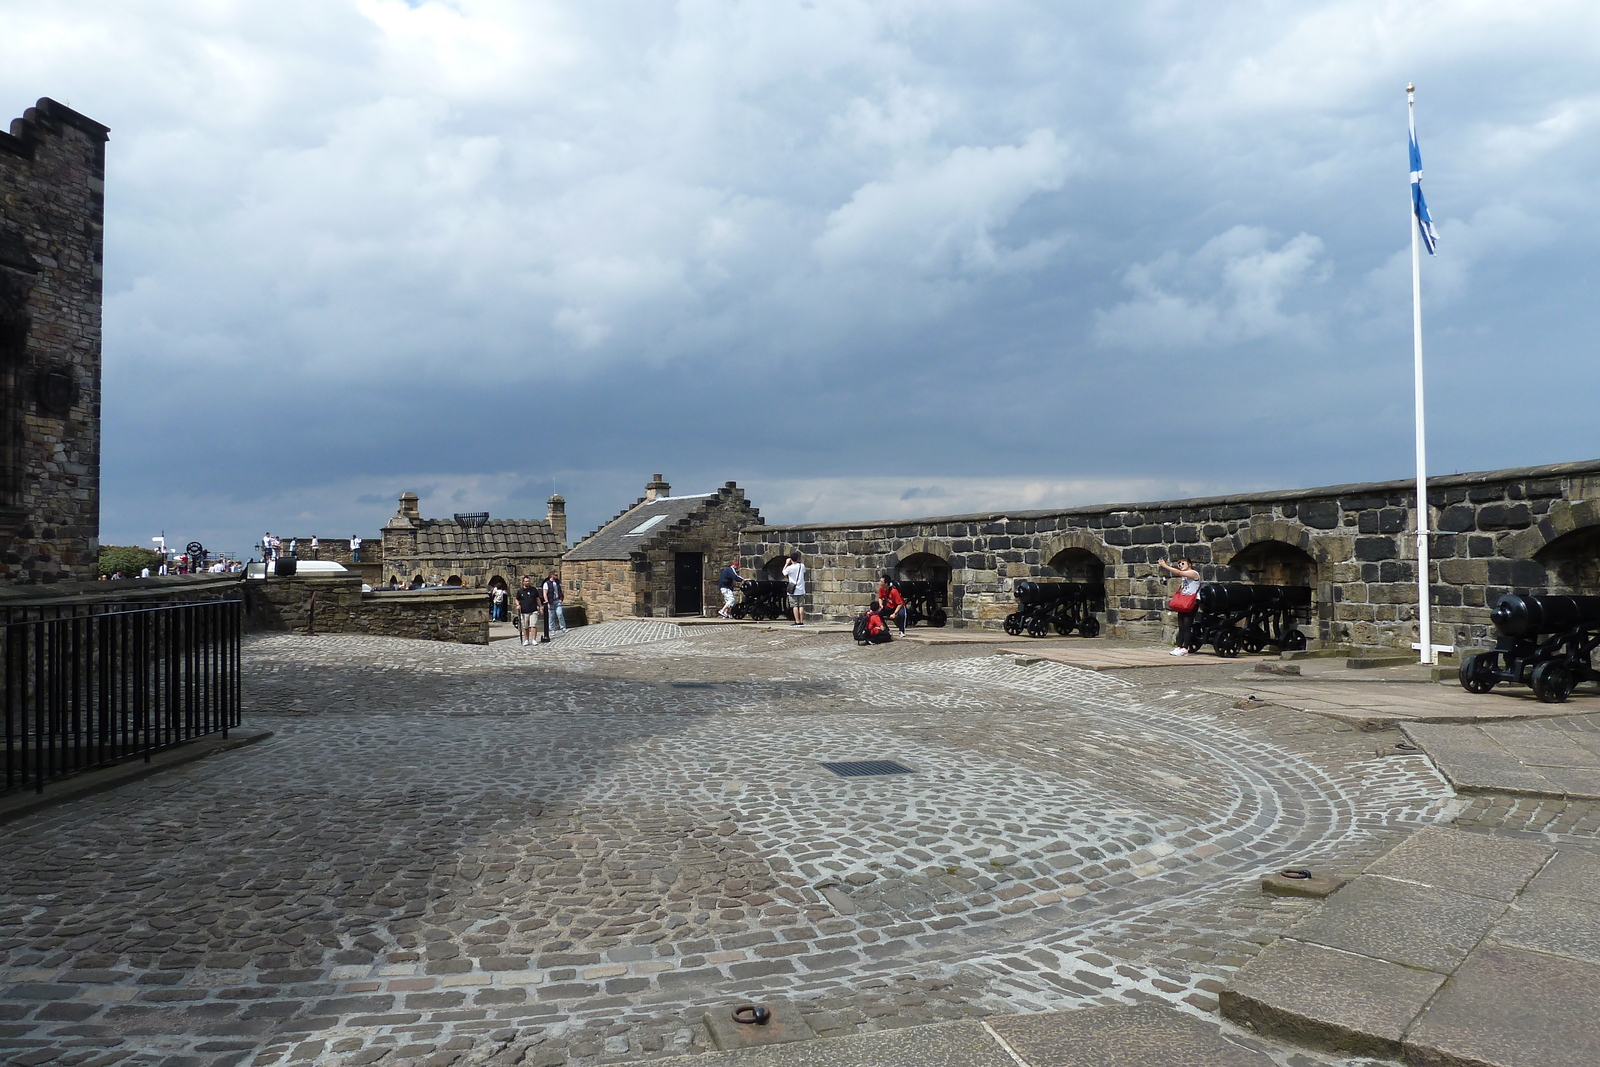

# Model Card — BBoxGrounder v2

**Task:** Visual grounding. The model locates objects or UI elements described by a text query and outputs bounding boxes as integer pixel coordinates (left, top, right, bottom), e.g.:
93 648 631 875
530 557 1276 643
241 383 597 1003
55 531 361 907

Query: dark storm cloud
4 0 1599 556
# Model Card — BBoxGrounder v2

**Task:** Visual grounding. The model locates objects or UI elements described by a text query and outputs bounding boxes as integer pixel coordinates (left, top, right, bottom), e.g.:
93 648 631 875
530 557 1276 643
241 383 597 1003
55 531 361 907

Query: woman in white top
1157 556 1201 656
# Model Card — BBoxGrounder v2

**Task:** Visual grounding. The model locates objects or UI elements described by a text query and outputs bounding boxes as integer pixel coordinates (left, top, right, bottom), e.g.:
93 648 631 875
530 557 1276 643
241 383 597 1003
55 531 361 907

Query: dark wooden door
674 553 703 615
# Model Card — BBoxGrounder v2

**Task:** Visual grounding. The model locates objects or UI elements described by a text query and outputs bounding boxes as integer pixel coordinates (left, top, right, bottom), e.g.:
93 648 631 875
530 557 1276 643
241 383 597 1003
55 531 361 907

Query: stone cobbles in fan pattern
0 624 1463 1067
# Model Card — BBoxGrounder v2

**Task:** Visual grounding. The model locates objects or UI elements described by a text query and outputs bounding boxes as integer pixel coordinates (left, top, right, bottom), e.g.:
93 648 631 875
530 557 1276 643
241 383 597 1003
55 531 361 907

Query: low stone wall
244 577 489 644
741 458 1600 653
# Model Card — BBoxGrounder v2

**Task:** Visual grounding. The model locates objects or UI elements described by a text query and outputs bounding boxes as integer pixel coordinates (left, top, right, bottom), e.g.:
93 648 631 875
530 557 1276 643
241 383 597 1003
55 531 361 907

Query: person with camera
1157 556 1201 656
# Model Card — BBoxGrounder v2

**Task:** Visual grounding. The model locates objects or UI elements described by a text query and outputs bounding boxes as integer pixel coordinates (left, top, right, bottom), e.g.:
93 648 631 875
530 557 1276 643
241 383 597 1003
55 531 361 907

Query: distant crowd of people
261 533 362 562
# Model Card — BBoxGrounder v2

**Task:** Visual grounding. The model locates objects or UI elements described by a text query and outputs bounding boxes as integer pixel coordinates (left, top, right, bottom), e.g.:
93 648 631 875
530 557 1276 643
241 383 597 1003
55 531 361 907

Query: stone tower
0 98 109 583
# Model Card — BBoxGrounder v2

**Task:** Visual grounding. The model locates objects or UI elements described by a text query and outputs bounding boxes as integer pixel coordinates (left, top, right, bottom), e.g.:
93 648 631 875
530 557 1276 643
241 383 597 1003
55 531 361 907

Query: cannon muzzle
1491 594 1600 637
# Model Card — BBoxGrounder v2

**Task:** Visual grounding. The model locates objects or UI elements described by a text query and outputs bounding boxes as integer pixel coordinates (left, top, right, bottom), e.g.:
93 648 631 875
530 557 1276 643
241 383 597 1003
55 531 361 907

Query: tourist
717 559 743 618
263 532 274 561
490 584 507 622
288 539 297 557
782 552 807 627
1157 556 1201 656
542 572 566 633
310 535 319 559
350 535 362 563
877 574 908 637
515 576 541 646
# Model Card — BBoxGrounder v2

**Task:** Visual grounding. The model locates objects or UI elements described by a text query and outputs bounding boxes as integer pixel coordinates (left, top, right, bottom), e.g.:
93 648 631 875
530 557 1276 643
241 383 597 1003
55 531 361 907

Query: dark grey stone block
1364 826 1553 901
1221 938 1444 1058
1406 943 1600 1067
987 1004 1274 1066
1285 876 1506 973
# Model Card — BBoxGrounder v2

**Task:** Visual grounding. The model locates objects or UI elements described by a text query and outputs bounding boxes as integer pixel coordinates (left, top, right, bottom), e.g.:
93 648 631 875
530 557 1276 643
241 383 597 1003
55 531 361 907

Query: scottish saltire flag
1409 108 1439 255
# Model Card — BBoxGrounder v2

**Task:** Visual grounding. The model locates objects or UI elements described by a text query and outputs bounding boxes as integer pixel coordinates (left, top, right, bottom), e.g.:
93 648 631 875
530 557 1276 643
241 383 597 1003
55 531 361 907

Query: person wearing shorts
717 560 743 618
782 552 807 627
515 576 542 646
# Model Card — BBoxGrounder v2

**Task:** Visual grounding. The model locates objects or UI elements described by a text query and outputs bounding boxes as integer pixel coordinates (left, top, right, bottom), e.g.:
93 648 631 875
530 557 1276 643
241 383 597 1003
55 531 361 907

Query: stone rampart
741 459 1600 652
244 577 489 644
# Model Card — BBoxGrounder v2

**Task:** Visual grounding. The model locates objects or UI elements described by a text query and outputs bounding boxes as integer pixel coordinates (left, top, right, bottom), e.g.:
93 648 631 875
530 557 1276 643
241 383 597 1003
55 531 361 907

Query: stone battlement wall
741 459 1600 652
244 577 489 644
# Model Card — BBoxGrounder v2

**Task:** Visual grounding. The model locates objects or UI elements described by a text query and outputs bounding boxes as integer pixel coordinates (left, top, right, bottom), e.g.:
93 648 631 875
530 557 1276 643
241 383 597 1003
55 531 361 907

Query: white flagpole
1408 83 1433 665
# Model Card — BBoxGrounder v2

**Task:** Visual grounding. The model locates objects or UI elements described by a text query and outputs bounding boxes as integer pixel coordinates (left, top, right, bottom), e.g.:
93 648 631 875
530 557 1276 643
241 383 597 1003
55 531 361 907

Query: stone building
564 476 762 621
742 458 1600 653
379 492 566 591
0 98 108 583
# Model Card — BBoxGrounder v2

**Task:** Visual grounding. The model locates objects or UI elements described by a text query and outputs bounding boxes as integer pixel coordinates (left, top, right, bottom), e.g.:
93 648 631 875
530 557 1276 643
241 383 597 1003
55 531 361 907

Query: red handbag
1168 590 1197 613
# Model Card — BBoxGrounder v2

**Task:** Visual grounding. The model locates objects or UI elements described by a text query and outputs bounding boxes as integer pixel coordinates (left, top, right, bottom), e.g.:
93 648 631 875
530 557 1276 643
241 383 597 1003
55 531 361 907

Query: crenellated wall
741 459 1600 652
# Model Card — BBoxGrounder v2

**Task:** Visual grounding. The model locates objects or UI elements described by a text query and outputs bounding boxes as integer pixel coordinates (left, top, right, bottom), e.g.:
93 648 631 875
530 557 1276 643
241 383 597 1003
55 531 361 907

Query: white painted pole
1408 84 1433 665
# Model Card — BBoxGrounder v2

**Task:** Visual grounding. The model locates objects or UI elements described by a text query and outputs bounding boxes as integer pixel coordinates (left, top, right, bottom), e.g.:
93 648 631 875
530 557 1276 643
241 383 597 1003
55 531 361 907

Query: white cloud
1094 227 1328 350
814 129 1071 273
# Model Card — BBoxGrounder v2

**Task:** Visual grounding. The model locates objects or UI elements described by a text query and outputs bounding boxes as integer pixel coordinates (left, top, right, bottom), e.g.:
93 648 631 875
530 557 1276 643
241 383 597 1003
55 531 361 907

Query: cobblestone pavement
0 623 1470 1067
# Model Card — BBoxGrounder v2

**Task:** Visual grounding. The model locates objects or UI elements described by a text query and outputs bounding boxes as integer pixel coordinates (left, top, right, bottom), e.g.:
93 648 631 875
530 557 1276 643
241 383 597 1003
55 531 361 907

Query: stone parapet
244 577 488 644
741 458 1600 652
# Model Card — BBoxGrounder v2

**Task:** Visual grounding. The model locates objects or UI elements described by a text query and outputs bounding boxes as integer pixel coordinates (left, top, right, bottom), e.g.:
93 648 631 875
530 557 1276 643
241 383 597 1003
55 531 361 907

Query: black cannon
1186 583 1310 657
1459 594 1600 703
896 580 948 628
731 579 791 621
1004 580 1104 639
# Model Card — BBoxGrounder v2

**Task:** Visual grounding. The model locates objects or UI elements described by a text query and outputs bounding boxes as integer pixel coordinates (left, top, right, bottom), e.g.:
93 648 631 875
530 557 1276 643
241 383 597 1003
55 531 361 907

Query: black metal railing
3 597 243 794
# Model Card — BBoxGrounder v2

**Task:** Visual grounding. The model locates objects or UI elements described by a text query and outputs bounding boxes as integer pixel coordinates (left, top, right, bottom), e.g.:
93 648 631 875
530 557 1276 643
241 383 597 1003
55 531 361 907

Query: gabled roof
564 494 715 561
408 518 563 559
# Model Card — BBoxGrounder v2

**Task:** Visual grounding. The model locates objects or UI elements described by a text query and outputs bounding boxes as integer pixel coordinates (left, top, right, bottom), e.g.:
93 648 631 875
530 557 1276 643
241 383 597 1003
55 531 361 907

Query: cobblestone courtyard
2 623 1471 1067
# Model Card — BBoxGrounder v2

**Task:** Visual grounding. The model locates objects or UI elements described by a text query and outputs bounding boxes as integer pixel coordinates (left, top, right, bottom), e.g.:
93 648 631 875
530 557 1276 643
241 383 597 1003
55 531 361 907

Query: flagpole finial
1406 83 1415 94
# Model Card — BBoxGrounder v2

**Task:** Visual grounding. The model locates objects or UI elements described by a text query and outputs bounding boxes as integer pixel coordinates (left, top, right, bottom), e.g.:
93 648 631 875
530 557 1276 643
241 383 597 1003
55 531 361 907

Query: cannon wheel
1078 616 1100 639
1026 616 1049 638
1458 653 1497 694
930 607 947 628
1281 629 1308 652
1213 629 1241 658
1054 617 1075 636
1531 661 1575 704
1003 613 1022 637
1242 635 1265 654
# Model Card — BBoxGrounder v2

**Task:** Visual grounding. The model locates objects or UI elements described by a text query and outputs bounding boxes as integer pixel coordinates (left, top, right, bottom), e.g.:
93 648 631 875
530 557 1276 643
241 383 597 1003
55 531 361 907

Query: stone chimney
388 492 421 528
546 494 567 546
644 474 671 502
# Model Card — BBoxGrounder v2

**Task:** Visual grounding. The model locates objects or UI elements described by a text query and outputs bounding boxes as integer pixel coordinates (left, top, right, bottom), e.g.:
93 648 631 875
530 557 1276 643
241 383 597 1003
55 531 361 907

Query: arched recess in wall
488 575 508 591
760 555 788 581
1534 527 1597 593
892 552 952 591
1039 531 1116 582
1228 540 1318 588
446 575 463 587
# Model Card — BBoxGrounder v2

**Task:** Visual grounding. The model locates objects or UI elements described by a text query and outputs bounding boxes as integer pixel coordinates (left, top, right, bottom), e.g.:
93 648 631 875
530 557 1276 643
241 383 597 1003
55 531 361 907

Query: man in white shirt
350 535 362 563
781 552 807 627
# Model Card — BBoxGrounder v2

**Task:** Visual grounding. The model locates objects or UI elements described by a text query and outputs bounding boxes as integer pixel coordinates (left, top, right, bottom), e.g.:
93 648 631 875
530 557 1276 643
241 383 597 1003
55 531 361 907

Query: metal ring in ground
731 1005 771 1026
1280 868 1314 879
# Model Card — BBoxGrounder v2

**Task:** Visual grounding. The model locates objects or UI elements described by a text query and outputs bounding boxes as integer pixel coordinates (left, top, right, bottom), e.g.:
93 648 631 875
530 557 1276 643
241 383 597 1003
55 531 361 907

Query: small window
626 514 668 535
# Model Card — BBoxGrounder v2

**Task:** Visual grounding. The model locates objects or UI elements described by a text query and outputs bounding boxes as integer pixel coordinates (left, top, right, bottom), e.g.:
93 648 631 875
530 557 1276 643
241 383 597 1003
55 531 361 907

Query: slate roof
406 518 564 559
564 494 715 561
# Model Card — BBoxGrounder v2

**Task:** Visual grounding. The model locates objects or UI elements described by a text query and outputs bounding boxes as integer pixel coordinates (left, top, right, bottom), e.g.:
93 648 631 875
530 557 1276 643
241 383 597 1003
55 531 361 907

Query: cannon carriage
1459 594 1600 703
1186 583 1310 657
1003 580 1104 639
896 580 948 628
730 579 791 621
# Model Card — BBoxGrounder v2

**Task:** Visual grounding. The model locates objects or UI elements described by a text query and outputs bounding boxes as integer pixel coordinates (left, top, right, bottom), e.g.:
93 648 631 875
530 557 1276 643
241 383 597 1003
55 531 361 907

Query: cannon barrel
1491 594 1600 637
897 581 940 597
1014 580 1068 604
741 579 789 595
1197 583 1311 612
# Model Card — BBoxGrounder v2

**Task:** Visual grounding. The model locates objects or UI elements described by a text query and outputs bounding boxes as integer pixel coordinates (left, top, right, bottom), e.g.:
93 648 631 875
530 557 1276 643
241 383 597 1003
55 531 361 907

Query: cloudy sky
4 0 1598 557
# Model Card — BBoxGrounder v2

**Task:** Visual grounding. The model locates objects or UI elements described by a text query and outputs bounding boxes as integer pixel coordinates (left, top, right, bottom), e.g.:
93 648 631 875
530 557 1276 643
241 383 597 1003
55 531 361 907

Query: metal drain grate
820 760 914 778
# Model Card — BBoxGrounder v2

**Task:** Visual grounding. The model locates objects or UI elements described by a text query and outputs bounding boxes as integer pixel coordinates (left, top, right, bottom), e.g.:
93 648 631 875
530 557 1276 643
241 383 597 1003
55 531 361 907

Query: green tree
98 545 164 577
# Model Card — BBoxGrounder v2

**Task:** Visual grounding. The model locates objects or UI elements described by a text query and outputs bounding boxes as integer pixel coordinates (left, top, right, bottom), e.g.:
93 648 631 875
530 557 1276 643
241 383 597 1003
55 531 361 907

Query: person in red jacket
877 575 908 637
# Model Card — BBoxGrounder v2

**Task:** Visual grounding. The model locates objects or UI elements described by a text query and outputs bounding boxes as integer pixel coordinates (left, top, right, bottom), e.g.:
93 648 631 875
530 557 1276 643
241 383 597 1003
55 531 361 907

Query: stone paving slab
987 1004 1278 1066
1403 717 1600 799
617 1020 1018 1067
1224 826 1600 1067
1221 939 1443 1059
997 645 1270 671
1403 943 1600 1067
1204 680 1585 729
